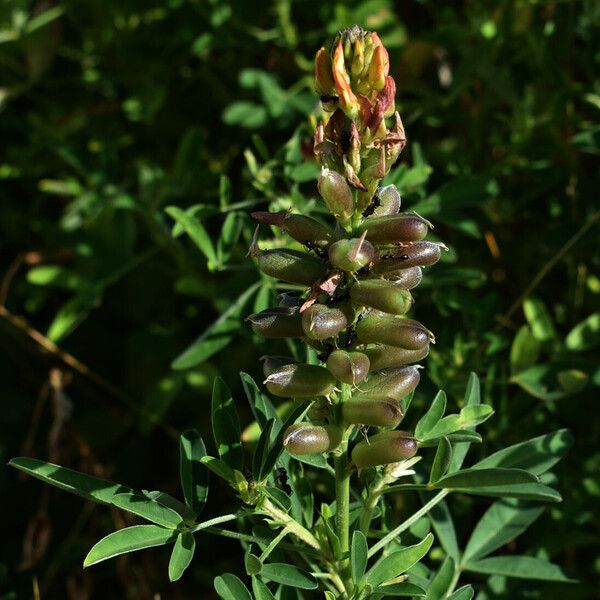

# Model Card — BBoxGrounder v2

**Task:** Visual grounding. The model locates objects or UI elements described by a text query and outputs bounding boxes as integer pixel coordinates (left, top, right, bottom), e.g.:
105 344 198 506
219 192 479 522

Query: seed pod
256 249 328 286
261 356 299 377
318 168 355 222
356 365 421 400
283 423 342 455
356 315 432 349
372 185 401 217
265 363 336 398
328 236 377 272
363 344 429 371
352 431 418 468
302 303 354 341
377 266 422 288
247 307 303 338
343 398 403 428
251 211 335 250
326 350 370 385
373 242 442 272
350 280 412 315
357 213 429 245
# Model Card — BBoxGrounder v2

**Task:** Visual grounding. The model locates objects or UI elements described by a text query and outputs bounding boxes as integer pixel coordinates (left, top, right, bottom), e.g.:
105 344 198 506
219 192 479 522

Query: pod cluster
247 27 443 469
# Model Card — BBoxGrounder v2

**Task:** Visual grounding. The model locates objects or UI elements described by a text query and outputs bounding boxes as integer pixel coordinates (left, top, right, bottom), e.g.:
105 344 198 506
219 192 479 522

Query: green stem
359 476 386 535
261 499 323 552
259 526 290 562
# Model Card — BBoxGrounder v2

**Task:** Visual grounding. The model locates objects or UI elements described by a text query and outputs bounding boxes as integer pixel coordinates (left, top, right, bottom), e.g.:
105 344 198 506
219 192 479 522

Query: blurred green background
1 0 599 598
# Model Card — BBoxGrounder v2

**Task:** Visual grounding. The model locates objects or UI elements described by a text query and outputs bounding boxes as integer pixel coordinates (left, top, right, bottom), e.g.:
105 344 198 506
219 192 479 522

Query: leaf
447 585 474 600
83 525 176 567
429 437 452 483
454 482 561 502
211 377 244 471
166 206 217 267
511 363 587 401
474 429 572 475
565 313 600 351
260 563 318 589
463 499 544 562
200 456 235 483
427 499 459 561
351 530 368 584
415 391 446 439
252 418 275 481
171 283 260 370
435 468 537 489
241 372 280 431
168 531 196 582
245 550 262 576
252 577 276 600
223 101 268 129
111 493 184 528
214 573 253 600
510 325 541 374
179 430 209 515
46 294 96 342
9 458 130 506
367 533 434 587
374 582 427 596
217 212 243 265
523 298 556 342
421 405 493 442
426 556 455 600
463 556 576 582
449 373 480 472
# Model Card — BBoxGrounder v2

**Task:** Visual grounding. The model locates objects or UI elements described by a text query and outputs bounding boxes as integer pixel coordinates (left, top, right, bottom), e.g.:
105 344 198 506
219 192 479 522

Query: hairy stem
261 499 323 552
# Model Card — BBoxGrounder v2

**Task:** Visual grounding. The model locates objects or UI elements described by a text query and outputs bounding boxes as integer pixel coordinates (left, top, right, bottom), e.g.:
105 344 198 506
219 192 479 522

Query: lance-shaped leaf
111 493 184 528
84 525 176 567
252 418 276 481
373 582 427 596
463 555 576 582
415 391 446 440
241 371 280 431
168 531 196 582
211 377 244 471
260 563 318 589
421 405 493 442
427 498 459 561
434 467 537 490
252 577 276 600
447 585 474 600
449 372 480 472
200 456 236 483
426 556 456 600
179 430 209 514
214 573 253 600
166 206 217 267
429 436 452 483
455 482 561 502
351 530 368 584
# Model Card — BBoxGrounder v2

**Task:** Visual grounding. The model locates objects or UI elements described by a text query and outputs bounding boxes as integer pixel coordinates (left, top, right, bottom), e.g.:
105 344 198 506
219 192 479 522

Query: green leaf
217 212 243 265
510 325 541 374
453 482 561 502
179 430 209 515
463 556 576 582
241 372 280 431
426 556 455 600
211 377 244 471
463 499 544 562
171 283 260 370
415 391 446 439
83 525 176 567
214 573 253 600
421 405 493 442
565 313 600 351
435 468 537 489
449 373 480 472
200 456 235 483
374 582 427 596
223 101 268 129
351 530 368 584
253 418 275 481
9 458 130 506
166 206 217 267
523 298 556 342
447 585 474 600
168 531 196 582
511 364 587 401
111 493 184 528
427 499 459 561
245 550 262 576
367 533 434 587
252 577 276 600
474 429 572 475
260 563 318 589
429 437 452 483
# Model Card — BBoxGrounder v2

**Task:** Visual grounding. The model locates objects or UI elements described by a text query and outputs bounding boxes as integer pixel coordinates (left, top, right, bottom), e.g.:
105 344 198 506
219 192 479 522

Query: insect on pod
326 349 370 385
372 185 401 217
342 398 403 428
256 248 328 286
356 315 432 349
247 307 304 338
373 241 443 273
328 235 377 272
265 363 336 398
355 365 421 401
378 266 422 288
350 279 412 315
302 303 354 341
351 430 418 468
283 423 342 455
357 213 430 245
317 168 355 223
363 344 429 371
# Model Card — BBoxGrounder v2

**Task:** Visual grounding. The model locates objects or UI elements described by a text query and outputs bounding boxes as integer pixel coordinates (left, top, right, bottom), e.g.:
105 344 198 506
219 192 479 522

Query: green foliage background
1 0 598 598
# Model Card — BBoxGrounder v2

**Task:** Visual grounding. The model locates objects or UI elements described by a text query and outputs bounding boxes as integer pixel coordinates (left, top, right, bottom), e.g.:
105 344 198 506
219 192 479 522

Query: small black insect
319 95 339 103
275 467 292 495
362 190 382 218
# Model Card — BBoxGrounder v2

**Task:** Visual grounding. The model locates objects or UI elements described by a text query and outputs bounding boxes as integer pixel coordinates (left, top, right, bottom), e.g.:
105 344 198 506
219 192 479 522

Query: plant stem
359 476 386 535
261 499 323 552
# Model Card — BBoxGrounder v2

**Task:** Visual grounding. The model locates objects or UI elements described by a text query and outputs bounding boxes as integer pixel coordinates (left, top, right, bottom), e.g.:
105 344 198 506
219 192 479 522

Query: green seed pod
261 356 299 377
363 344 430 371
357 213 429 245
378 266 422 288
343 398 403 428
251 211 335 250
257 249 328 286
328 236 377 272
372 185 401 217
265 363 336 398
283 423 342 455
326 350 370 385
373 242 442 272
247 307 304 338
356 315 432 349
318 168 354 222
350 280 412 315
302 303 354 341
357 365 421 400
352 431 418 468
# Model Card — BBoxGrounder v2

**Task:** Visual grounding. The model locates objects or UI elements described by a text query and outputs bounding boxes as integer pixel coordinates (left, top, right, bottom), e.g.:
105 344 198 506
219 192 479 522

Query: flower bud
265 363 336 398
343 398 403 428
356 315 432 349
372 185 401 217
328 236 377 272
283 423 342 455
251 211 335 251
302 303 354 341
357 214 430 245
318 169 355 223
315 47 336 97
350 280 412 315
256 249 328 286
261 356 298 377
373 242 443 273
326 350 370 385
366 42 389 92
247 307 303 338
363 344 430 371
352 431 418 468
377 266 422 288
357 365 421 400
